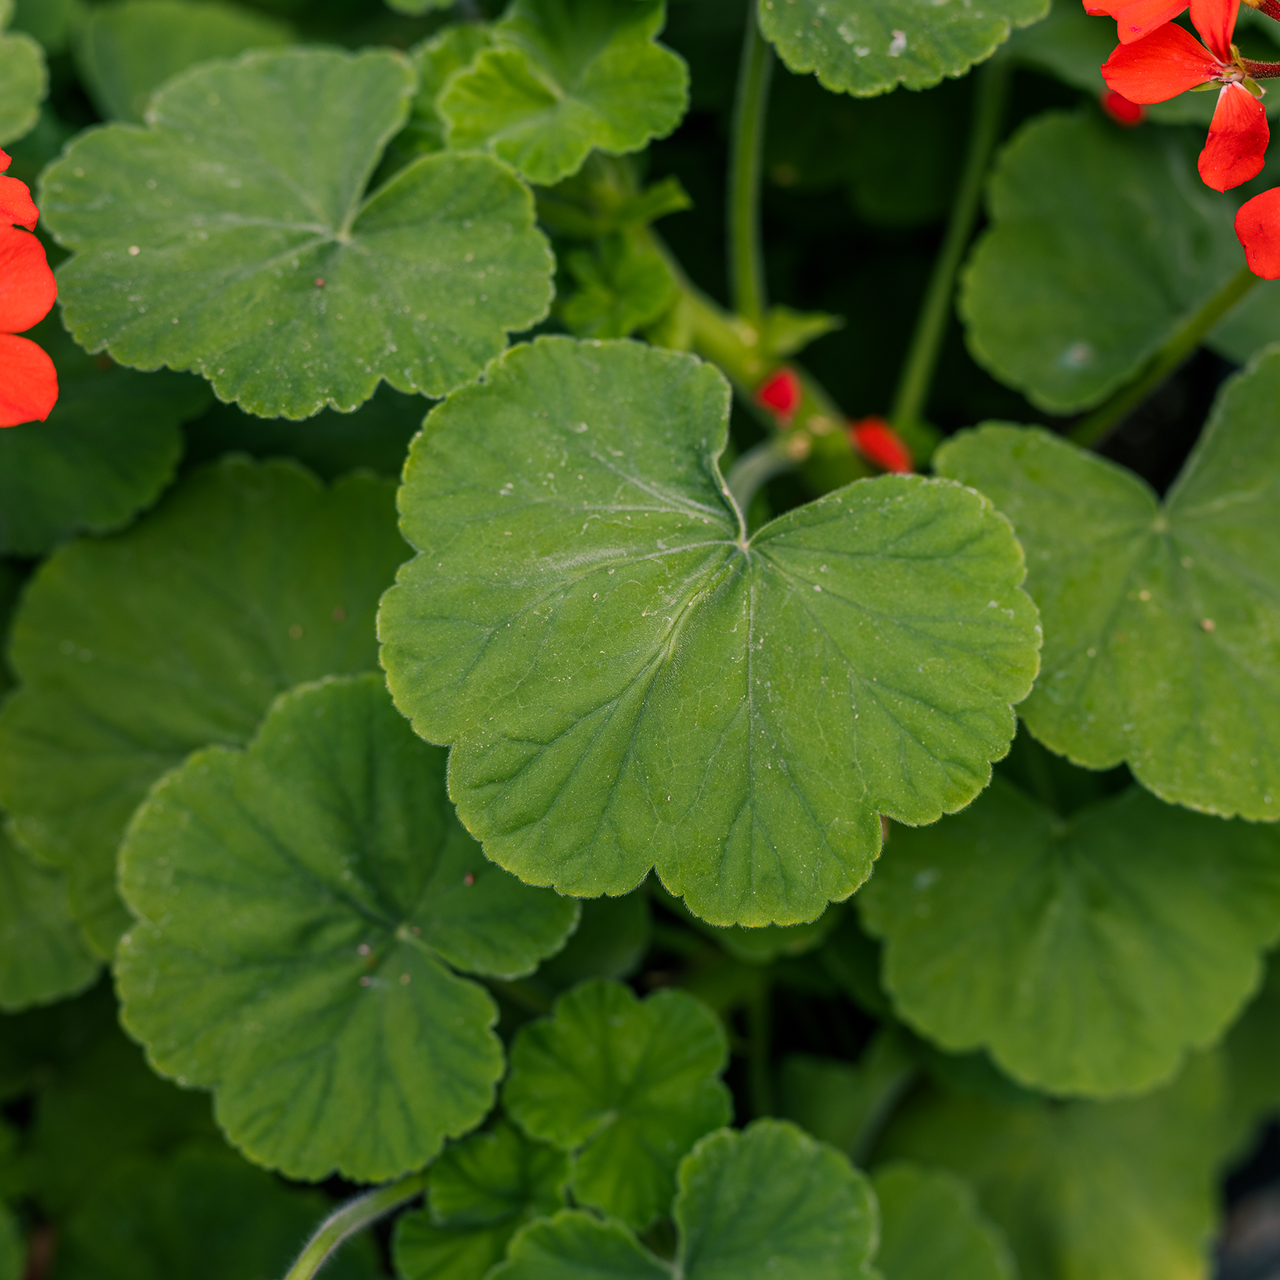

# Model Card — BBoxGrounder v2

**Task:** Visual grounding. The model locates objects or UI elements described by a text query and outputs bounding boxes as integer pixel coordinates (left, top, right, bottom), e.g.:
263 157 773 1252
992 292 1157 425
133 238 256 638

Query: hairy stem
282 1173 428 1280
728 3 774 325
890 56 1011 433
1070 264 1259 448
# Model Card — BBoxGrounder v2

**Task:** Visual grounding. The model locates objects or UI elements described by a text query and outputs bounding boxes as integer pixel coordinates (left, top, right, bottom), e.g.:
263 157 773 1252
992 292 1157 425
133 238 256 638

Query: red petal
1102 24 1219 100
1111 0 1190 42
1235 186 1280 277
0 333 58 427
0 176 38 231
755 368 802 420
1199 83 1269 191
1189 0 1239 62
1085 0 1121 14
1101 89 1147 124
0 148 9 174
0 226 56 333
849 418 913 474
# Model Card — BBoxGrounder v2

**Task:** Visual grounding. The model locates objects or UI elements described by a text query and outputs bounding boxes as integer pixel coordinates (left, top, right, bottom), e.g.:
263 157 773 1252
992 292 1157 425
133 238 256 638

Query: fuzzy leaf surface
503 980 729 1229
380 337 1041 927
960 111 1276 413
439 0 689 185
758 0 1046 98
0 316 210 556
862 779 1280 1094
492 1120 877 1279
936 353 1280 820
873 1163 1014 1280
73 0 291 122
40 48 553 417
393 1118 569 1280
0 458 407 956
117 675 578 1182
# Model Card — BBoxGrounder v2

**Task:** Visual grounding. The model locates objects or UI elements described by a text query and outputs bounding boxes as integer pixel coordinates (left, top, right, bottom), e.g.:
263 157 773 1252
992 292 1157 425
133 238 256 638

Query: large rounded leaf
960 111 1269 414
0 316 210 556
439 0 688 186
39 48 554 418
758 0 1046 98
861 779 1280 1095
117 675 579 1183
0 457 408 956
0 24 44 146
380 337 1041 927
503 980 731 1229
936 349 1280 820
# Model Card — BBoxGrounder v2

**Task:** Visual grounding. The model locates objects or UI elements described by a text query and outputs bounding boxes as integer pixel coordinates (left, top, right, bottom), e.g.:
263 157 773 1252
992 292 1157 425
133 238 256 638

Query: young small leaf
393 1118 569 1280
73 0 292 123
394 25 494 161
861 779 1280 1095
438 0 689 185
116 674 578 1183
40 48 553 418
960 112 1274 413
558 232 677 340
380 337 1041 927
758 0 1045 98
503 980 731 1229
493 1120 878 1280
877 1053 1224 1280
936 349 1280 820
0 458 408 956
0 825 97 1013
52 1146 382 1280
872 1163 1014 1280
0 315 210 557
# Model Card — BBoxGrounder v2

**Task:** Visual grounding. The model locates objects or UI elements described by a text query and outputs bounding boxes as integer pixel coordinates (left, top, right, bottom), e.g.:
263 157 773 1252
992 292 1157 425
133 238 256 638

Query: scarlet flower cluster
1091 0 1280 276
754 369 914 474
0 147 58 427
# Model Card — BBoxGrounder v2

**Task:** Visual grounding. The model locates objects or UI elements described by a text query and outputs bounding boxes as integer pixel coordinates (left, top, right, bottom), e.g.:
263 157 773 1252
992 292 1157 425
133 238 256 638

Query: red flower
849 417 913 474
1102 0 1269 191
1086 0 1189 45
0 146 57 428
1100 88 1148 124
1236 186 1280 275
755 368 801 422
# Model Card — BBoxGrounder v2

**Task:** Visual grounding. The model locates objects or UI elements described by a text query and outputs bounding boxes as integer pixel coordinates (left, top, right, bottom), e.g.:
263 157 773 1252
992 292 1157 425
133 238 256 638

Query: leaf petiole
728 0 774 326
281 1172 429 1280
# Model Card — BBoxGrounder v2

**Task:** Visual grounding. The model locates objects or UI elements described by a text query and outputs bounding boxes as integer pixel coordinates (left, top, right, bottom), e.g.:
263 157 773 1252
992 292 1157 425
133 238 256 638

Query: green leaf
1220 956 1280 1162
503 980 731 1229
533 893 651 990
0 562 18 700
40 48 554 418
438 0 689 186
117 674 579 1182
53 1146 382 1280
73 0 292 123
9 0 81 55
0 315 211 557
26 1022 219 1215
959 111 1272 414
780 1029 919 1163
758 0 1046 98
935 353 1280 821
0 7 44 147
0 981 117 1104
0 457 408 957
558 233 678 339
493 1120 878 1280
861 778 1280 1095
394 25 494 162
876 1053 1225 1280
393 1118 569 1280
380 336 1041 927
0 1205 17 1280
535 152 692 239
759 305 844 360
0 824 97 1013
387 0 455 12
873 1163 1014 1280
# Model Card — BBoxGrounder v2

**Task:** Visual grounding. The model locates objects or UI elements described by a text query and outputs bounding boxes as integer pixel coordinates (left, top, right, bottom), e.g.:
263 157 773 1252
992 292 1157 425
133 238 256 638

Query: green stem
891 56 1011 432
728 2 773 325
283 1173 428 1280
746 976 774 1118
1070 264 1259 448
726 437 798 513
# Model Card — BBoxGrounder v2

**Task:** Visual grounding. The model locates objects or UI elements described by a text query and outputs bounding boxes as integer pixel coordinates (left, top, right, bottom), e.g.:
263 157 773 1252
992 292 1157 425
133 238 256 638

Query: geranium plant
1 0 1279 1278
